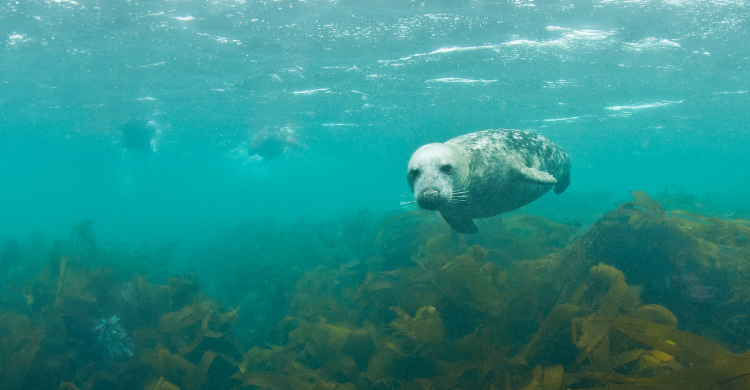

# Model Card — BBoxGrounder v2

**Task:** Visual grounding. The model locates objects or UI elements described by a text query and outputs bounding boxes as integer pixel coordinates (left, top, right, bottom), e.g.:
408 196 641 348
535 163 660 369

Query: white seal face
406 143 468 211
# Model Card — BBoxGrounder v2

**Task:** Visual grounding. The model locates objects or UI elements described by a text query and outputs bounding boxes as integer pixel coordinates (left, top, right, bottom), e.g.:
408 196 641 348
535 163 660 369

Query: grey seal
248 127 299 161
406 129 571 234
121 119 156 156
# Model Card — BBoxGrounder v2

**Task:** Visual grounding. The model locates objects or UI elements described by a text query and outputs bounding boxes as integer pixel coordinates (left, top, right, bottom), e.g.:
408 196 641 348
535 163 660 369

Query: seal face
407 129 571 234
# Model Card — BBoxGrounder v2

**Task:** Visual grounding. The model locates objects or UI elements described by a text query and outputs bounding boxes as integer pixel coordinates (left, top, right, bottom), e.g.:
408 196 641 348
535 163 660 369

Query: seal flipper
439 210 479 234
553 171 570 194
519 166 558 185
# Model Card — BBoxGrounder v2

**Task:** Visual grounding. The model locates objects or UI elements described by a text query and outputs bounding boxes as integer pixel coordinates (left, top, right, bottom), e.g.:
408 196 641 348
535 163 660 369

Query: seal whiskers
446 188 469 208
400 193 418 210
451 188 469 200
400 200 417 210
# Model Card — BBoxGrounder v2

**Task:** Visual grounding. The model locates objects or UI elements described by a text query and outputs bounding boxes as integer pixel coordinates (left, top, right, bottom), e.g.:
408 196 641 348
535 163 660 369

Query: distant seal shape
407 129 571 234
121 118 156 156
248 127 299 161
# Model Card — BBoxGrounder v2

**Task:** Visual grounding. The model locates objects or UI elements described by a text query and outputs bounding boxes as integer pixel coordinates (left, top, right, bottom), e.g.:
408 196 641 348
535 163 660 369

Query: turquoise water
1 1 750 388
2 0 748 244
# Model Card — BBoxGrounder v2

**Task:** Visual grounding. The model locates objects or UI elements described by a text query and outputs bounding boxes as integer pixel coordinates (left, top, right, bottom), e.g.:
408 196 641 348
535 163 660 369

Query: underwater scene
2 0 750 389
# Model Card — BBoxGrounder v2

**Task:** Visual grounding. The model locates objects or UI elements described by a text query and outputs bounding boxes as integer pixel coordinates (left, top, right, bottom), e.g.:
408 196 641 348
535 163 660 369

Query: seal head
407 143 470 211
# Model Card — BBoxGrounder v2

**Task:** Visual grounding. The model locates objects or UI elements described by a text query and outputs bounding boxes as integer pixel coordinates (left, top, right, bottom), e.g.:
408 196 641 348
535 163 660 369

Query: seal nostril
423 190 440 202
417 189 442 211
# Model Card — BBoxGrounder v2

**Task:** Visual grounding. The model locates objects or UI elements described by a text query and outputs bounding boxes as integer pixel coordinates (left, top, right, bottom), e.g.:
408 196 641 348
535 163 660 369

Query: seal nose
417 189 442 210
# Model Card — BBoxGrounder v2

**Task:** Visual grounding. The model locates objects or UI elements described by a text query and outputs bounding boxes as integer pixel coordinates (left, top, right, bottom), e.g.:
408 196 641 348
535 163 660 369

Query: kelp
519 365 564 390
588 317 735 366
565 317 750 389
201 192 750 389
234 211 587 390
0 253 241 390
387 306 444 356
468 214 580 262
414 243 508 317
509 263 642 367
4 191 750 390
146 377 181 390
0 311 45 389
560 192 742 333
138 348 206 390
505 192 750 389
511 279 750 390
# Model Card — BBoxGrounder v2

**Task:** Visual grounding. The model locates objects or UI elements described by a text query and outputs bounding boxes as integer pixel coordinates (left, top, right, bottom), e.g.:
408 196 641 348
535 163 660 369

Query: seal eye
408 169 420 180
440 164 452 174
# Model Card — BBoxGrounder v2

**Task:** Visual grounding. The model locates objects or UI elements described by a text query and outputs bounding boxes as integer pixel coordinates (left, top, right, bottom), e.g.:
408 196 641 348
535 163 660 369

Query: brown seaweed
4 192 750 390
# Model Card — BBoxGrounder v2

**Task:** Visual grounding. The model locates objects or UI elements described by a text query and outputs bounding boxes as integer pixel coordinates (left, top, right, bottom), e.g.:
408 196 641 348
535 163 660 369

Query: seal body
121 119 156 156
407 129 571 234
248 127 299 161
